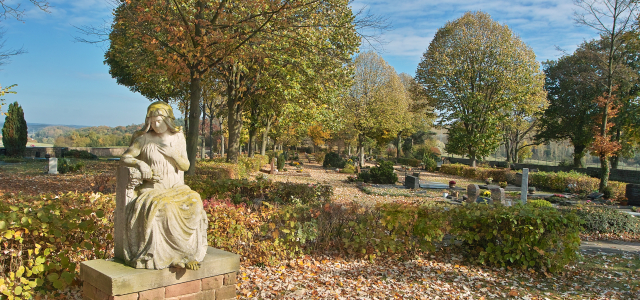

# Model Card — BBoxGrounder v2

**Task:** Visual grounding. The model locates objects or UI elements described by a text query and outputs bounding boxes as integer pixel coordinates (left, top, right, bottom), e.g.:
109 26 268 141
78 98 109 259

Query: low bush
322 152 344 168
440 163 516 183
527 199 553 208
529 171 625 199
450 203 581 273
422 154 437 172
358 161 397 184
0 192 113 299
239 155 268 174
570 206 640 234
194 160 240 180
0 156 24 163
188 177 333 205
313 152 326 165
397 158 421 167
64 150 98 160
57 158 85 174
340 164 356 174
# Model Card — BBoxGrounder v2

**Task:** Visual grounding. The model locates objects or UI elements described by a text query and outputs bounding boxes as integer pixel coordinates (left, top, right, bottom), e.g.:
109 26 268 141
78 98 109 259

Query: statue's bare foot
185 261 200 270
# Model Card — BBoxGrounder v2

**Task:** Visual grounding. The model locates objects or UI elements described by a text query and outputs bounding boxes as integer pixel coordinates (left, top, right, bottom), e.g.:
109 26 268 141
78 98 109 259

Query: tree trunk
201 106 206 159
358 134 365 168
261 119 271 155
248 127 257 158
396 132 402 159
186 71 201 175
219 118 225 156
209 116 214 156
226 96 242 163
573 144 586 168
599 153 610 191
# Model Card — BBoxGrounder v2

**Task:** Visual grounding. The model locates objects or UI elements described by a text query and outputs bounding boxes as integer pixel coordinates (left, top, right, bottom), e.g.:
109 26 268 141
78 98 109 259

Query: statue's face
150 116 168 134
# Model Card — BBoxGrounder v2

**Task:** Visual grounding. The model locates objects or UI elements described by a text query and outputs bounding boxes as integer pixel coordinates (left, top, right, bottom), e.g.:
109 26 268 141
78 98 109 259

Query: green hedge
529 171 625 199
397 158 422 167
450 203 582 273
440 163 517 183
569 206 640 234
440 164 626 198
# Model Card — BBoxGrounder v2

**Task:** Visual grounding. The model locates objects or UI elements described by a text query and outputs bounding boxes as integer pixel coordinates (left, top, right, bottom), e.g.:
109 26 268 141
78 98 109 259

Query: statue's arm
121 136 153 180
172 133 191 171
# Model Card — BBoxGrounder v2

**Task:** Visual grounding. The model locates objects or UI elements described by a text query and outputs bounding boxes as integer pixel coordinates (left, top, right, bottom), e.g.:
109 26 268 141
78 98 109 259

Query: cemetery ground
1 158 640 299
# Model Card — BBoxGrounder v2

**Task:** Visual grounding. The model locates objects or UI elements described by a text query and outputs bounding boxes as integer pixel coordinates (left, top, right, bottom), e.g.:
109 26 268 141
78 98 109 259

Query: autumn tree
395 73 434 158
536 48 602 168
107 0 359 168
2 101 27 157
342 51 410 167
416 11 546 166
574 0 639 188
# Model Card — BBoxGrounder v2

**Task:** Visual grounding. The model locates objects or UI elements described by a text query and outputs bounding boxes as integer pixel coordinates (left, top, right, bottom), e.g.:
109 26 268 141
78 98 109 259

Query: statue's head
143 101 181 134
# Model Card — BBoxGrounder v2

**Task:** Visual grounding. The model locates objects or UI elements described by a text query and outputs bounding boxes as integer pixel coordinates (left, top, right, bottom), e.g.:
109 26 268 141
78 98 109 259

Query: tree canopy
416 11 546 165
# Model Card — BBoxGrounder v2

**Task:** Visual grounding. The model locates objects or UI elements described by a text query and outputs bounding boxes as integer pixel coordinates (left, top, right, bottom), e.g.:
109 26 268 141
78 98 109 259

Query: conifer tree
2 101 28 157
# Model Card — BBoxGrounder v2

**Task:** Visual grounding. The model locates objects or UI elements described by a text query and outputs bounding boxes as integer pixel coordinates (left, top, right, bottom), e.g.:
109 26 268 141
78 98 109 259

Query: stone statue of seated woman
114 101 207 270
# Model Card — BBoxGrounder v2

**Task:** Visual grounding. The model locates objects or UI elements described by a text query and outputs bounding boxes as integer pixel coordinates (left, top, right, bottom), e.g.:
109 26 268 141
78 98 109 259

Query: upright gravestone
48 158 58 175
467 184 480 204
521 168 529 204
490 187 506 205
627 184 640 206
405 175 420 189
270 157 277 174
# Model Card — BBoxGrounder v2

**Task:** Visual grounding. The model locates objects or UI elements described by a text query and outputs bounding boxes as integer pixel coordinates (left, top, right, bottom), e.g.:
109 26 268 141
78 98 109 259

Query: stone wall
4 147 126 158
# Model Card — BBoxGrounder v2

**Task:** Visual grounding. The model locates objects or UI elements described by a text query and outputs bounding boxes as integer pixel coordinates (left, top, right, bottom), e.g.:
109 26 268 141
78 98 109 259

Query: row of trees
103 0 361 175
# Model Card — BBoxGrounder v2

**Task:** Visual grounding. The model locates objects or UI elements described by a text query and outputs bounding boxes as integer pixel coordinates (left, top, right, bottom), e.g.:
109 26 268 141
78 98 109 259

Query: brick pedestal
81 248 239 300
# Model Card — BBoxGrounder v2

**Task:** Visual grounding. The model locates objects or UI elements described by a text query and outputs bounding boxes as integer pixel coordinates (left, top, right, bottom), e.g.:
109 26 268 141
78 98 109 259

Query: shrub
239 155 268 174
397 158 421 167
450 203 581 273
57 158 84 174
340 164 356 174
0 192 114 299
422 154 437 172
529 171 625 199
329 202 449 259
313 152 326 165
601 186 614 199
440 163 516 183
0 156 24 163
194 160 240 180
322 152 345 168
527 199 553 208
570 206 640 234
277 153 286 171
64 149 98 160
187 177 333 205
358 161 397 184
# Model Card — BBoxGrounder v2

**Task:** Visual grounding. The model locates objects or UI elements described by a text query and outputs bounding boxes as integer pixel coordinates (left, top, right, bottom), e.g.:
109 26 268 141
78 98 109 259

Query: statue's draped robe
123 134 207 270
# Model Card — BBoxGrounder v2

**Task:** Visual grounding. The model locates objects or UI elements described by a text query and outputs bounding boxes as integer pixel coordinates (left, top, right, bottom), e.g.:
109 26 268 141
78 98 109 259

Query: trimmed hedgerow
450 203 582 273
568 206 640 234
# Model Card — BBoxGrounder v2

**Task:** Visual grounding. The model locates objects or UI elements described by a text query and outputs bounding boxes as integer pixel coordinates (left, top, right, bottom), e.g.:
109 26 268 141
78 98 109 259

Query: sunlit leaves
416 11 546 162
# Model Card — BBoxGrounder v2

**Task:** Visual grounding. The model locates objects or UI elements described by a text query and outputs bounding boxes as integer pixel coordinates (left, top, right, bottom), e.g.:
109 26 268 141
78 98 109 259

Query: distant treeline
33 119 186 147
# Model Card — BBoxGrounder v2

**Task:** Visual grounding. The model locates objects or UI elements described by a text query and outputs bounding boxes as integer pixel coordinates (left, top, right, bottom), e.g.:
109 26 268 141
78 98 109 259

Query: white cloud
352 0 602 73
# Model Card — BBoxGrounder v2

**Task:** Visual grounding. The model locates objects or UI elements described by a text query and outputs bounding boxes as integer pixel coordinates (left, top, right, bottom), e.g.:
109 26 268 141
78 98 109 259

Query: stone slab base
81 247 239 300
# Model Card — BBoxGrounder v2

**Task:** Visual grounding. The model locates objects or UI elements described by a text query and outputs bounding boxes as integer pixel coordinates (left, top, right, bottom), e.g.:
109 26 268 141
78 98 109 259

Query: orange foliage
589 91 621 158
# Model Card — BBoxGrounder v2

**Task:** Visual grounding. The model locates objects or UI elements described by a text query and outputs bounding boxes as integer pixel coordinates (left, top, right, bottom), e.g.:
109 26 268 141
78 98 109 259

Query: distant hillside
0 122 88 135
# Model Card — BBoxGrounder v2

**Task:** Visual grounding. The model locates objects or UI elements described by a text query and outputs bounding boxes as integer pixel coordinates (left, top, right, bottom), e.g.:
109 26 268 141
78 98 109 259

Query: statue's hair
129 101 182 145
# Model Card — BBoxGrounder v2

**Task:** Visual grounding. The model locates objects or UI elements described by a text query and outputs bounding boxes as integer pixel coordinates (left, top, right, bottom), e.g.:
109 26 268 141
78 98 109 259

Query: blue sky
0 0 600 127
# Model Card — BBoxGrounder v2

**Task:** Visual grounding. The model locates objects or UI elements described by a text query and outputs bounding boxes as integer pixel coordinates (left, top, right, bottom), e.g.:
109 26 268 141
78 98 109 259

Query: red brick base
83 271 237 300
